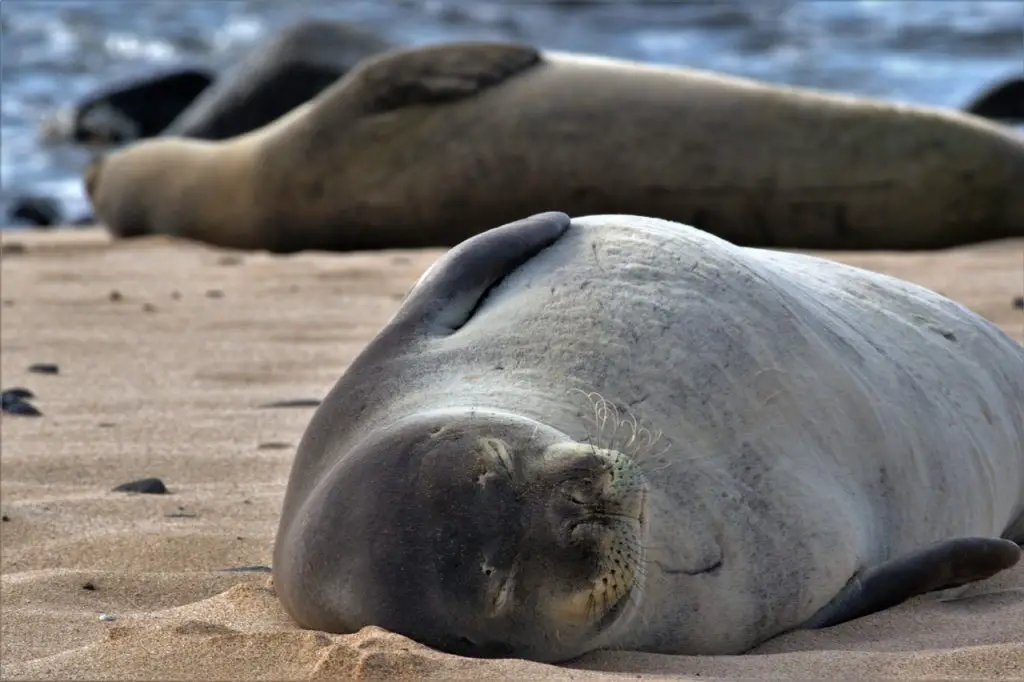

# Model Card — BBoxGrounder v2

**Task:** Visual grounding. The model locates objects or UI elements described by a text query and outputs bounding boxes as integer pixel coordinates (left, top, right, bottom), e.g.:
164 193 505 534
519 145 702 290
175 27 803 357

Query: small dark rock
28 363 59 375
2 388 42 417
217 255 242 266
1013 296 1023 310
82 581 97 591
111 477 168 494
97 421 116 428
258 398 322 409
205 289 224 298
8 195 63 228
165 511 197 519
109 290 123 302
142 303 157 313
2 242 27 255
257 441 291 450
2 300 14 307
1 514 10 522
170 291 181 300
3 387 36 401
4 401 43 416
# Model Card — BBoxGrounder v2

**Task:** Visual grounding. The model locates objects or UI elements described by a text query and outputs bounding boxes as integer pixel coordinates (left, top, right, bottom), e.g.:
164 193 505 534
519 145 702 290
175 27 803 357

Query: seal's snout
533 442 648 633
552 459 616 544
542 443 648 538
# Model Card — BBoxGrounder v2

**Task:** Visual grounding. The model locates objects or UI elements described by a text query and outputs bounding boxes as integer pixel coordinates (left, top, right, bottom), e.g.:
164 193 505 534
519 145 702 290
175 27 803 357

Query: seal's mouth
552 495 646 630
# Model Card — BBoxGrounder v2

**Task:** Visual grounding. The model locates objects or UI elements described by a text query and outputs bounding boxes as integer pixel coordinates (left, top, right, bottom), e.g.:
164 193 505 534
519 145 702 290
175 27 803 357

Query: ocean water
1 0 1021 227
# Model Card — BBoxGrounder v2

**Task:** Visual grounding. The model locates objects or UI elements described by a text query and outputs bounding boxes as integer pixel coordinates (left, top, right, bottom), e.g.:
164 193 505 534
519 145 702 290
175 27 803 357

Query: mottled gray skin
273 212 1024 662
86 41 1024 253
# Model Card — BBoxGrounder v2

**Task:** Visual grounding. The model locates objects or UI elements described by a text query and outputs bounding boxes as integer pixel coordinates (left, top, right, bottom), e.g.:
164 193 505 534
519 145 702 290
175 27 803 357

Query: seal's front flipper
343 41 542 115
801 537 1021 630
389 212 571 339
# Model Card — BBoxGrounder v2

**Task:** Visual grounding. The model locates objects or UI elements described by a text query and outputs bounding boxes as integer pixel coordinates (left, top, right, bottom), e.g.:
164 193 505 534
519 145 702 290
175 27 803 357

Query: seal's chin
545 516 647 632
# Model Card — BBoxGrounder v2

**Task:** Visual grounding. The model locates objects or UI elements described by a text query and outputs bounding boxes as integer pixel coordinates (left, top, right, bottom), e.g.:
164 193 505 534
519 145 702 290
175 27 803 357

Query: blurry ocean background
1 0 1022 228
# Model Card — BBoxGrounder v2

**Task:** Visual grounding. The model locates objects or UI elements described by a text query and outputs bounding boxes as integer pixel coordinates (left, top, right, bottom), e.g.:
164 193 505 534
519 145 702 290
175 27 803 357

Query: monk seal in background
963 75 1024 125
272 211 1024 662
161 19 395 141
85 41 1024 253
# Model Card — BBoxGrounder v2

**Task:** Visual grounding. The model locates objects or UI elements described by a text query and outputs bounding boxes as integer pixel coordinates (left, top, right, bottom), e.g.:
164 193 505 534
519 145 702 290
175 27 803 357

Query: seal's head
275 409 649 663
81 138 263 248
81 142 183 239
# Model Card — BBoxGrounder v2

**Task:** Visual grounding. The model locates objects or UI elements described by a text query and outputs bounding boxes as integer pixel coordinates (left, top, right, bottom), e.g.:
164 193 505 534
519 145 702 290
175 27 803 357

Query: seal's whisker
628 424 655 459
592 393 611 435
571 388 676 469
621 413 637 450
628 411 643 450
586 591 600 622
643 428 666 459
632 435 672 468
601 511 644 523
607 401 623 444
620 536 654 556
623 559 649 581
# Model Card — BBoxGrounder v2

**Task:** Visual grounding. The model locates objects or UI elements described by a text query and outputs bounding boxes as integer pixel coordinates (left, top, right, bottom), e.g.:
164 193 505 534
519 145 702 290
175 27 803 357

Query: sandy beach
1 227 1022 681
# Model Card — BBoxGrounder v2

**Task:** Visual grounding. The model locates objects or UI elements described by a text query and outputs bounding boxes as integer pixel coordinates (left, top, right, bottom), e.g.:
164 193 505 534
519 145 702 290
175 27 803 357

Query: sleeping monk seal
84 41 1024 253
272 211 1024 662
161 19 394 141
38 66 214 146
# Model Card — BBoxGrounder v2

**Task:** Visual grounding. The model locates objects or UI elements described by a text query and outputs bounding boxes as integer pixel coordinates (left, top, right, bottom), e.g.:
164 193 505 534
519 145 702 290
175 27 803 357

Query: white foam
103 33 178 63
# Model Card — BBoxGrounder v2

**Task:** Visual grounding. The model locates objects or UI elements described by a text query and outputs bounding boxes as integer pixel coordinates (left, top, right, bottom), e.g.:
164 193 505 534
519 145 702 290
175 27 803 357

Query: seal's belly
431 216 1024 551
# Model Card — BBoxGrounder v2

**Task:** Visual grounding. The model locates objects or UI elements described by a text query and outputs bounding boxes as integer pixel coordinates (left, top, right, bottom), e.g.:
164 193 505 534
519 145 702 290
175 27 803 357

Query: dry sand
1 227 1022 681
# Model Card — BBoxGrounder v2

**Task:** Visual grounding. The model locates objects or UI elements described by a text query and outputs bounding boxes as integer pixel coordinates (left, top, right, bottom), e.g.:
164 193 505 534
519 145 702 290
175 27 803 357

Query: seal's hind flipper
390 212 571 339
801 537 1021 630
346 41 542 115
